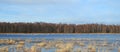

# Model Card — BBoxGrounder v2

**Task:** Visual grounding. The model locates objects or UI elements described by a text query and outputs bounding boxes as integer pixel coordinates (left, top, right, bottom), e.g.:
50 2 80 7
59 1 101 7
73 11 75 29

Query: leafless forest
0 22 120 33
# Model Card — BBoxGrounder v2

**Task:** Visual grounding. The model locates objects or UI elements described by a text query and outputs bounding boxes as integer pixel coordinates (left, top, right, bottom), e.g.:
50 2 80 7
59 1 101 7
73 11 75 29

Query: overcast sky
0 0 120 24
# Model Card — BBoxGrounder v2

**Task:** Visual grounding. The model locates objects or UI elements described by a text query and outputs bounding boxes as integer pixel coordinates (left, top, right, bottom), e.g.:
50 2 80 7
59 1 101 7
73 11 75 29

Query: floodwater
0 34 120 52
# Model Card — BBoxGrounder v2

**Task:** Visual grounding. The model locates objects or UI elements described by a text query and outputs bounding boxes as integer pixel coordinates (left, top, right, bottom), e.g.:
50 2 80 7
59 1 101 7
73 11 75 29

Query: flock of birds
0 38 120 52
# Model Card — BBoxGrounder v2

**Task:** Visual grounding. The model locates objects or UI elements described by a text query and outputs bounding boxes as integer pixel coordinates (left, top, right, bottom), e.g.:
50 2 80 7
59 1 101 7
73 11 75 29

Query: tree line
0 22 120 33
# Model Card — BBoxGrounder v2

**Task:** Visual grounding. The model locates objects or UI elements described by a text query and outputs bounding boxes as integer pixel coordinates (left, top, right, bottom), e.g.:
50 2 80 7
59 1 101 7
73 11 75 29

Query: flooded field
0 34 120 52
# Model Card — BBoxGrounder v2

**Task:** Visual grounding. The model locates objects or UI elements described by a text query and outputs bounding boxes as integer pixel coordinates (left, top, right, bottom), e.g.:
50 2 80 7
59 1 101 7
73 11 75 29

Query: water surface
0 34 120 52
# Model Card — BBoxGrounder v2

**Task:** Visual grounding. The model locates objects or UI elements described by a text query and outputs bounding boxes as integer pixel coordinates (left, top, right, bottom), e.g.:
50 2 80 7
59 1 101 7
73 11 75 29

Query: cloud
0 0 79 5
0 0 120 24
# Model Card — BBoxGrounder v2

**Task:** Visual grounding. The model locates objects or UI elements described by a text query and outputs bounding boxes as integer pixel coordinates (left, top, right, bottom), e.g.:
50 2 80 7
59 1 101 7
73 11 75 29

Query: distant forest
0 22 120 33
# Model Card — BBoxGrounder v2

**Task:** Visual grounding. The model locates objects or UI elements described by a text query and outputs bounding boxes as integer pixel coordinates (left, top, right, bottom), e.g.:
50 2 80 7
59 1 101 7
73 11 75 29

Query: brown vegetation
0 22 120 33
0 38 119 52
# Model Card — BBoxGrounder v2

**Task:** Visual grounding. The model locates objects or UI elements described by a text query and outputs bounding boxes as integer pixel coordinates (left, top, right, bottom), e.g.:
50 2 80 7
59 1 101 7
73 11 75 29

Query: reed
0 38 119 52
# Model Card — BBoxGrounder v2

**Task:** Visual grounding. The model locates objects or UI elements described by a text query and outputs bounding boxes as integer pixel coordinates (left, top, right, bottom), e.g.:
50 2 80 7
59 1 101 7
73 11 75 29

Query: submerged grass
0 38 119 52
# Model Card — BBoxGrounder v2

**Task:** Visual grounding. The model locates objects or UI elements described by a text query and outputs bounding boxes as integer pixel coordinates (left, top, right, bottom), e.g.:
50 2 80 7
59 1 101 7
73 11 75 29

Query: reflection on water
0 34 120 52
0 38 120 52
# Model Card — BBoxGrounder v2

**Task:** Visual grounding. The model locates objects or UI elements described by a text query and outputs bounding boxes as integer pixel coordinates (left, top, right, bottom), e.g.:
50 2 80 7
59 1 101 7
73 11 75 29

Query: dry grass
0 38 119 52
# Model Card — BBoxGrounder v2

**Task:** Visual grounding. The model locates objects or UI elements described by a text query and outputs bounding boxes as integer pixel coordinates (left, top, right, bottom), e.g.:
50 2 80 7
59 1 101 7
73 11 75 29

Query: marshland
1 0 120 52
0 34 120 52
